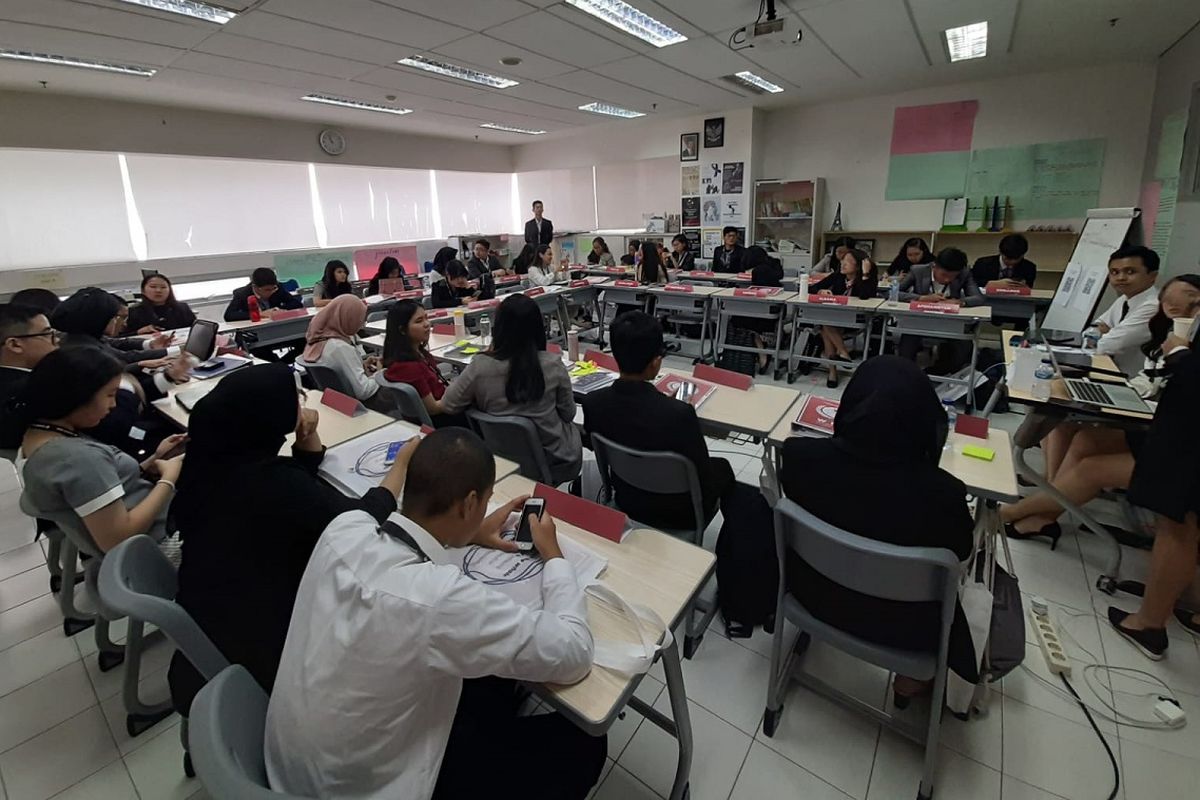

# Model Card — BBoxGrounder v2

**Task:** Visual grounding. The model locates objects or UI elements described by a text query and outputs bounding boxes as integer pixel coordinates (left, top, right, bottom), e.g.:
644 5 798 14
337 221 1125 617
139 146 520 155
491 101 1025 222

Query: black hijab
51 288 122 341
172 364 300 521
833 356 947 466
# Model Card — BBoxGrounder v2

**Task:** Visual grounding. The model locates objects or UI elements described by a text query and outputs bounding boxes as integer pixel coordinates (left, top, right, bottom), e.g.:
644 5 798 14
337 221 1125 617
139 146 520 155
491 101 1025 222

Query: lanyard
28 422 79 438
381 520 429 562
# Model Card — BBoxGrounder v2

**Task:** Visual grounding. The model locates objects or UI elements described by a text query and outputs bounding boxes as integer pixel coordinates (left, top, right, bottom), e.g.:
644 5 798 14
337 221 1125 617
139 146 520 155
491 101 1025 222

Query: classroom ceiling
0 0 1196 145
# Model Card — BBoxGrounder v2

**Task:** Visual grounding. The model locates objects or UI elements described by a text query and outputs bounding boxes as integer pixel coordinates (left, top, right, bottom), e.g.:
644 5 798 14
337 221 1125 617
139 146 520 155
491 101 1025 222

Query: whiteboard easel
1042 207 1138 335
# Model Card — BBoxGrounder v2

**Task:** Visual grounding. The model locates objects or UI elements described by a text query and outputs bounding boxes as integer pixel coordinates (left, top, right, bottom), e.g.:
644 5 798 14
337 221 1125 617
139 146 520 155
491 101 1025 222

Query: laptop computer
1047 349 1151 414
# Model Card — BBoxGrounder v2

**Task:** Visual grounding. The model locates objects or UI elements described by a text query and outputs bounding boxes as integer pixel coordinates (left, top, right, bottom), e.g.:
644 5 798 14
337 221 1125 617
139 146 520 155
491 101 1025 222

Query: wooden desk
878 300 990 406
492 474 713 800
659 367 800 440
677 271 753 287
711 288 797 380
999 339 1151 420
785 297 885 380
646 284 722 362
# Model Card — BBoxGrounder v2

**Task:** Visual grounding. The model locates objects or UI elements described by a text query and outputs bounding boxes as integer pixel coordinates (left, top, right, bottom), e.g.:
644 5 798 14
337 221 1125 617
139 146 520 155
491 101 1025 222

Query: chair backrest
373 374 434 427
98 535 229 682
189 665 311 800
465 409 552 484
19 493 105 559
299 363 353 396
590 433 705 539
774 498 960 612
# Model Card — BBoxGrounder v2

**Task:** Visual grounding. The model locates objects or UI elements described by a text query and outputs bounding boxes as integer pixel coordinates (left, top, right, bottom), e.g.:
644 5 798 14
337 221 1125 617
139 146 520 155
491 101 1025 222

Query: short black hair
722 226 738 237
10 288 61 315
830 236 856 252
0 303 47 341
474 239 491 251
444 260 469 280
628 239 642 251
998 234 1029 260
110 293 128 308
934 247 968 273
1109 244 1160 273
532 200 543 208
251 268 279 288
401 428 496 518
23 347 125 423
610 311 663 374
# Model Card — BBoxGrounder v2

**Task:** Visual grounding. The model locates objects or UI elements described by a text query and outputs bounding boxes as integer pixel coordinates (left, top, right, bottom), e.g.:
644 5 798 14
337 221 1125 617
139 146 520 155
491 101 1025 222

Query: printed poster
722 197 744 225
680 165 699 196
682 196 701 228
722 161 744 194
702 161 721 195
701 229 722 259
701 197 721 226
681 228 701 258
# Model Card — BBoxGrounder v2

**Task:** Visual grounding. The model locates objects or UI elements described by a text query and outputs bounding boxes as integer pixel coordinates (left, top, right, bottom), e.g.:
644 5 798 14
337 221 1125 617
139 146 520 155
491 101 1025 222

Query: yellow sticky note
962 444 995 461
461 347 481 355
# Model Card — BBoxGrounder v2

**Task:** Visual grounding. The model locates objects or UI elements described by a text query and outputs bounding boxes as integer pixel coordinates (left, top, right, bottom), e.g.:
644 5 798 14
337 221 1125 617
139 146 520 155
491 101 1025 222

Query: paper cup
1173 316 1196 341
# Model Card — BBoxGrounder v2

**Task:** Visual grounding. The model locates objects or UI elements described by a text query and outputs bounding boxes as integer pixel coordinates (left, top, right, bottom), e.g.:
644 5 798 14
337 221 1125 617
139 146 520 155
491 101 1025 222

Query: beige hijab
302 294 367 361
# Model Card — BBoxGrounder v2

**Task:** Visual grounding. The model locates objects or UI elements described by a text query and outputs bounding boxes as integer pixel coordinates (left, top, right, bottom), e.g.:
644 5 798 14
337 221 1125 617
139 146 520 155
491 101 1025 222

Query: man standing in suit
524 200 553 247
0 303 59 448
582 311 734 530
897 247 983 373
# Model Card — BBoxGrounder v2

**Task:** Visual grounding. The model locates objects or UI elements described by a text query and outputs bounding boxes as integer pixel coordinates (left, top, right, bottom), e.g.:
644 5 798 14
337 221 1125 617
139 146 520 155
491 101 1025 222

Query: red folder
808 294 849 305
909 301 960 314
663 283 694 292
546 342 562 354
431 322 455 335
533 482 627 542
525 287 546 297
270 308 309 320
613 279 640 288
582 349 618 371
320 388 365 417
955 414 990 439
693 363 752 390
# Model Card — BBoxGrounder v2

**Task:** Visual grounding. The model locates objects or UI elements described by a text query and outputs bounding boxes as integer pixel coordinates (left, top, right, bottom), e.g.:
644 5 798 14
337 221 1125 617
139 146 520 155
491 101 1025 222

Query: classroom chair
372 374 434 428
0 448 69 595
298 363 354 395
99 534 230 777
590 434 715 659
466 409 580 489
764 499 960 800
188 664 313 800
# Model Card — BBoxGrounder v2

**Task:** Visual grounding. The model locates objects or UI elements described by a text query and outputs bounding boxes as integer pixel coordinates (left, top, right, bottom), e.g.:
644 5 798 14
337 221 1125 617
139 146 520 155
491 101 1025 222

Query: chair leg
181 718 195 777
918 668 949 800
44 529 63 593
122 618 174 736
56 541 96 637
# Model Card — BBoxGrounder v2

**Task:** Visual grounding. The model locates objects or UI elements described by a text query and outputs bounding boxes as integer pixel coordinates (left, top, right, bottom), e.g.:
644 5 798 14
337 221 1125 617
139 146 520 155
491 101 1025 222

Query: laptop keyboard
1067 379 1113 406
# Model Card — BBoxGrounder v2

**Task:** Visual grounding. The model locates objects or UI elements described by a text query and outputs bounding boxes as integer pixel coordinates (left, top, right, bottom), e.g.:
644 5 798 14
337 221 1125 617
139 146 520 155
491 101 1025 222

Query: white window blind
516 167 598 231
313 163 437 246
594 157 678 230
124 154 317 259
0 149 134 269
434 170 514 235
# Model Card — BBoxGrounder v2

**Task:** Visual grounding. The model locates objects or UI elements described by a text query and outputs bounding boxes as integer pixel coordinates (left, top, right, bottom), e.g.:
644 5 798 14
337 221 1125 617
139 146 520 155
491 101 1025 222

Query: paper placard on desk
605 267 628 273
582 349 618 372
808 294 849 305
663 283 694 293
689 270 717 277
693 363 752 390
655 374 717 408
954 414 990 439
546 342 562 354
909 301 960 314
985 286 1031 296
533 482 628 543
427 309 451 320
524 287 546 297
270 308 310 320
736 272 753 280
496 275 522 285
377 278 405 295
393 289 425 299
468 299 500 309
320 388 366 417
792 395 839 435
613 279 640 288
734 286 782 298
569 279 590 288
430 323 455 337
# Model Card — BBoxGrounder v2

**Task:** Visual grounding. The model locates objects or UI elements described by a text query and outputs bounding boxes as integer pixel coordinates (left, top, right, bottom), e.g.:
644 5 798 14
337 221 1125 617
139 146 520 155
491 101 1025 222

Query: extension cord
1029 596 1072 676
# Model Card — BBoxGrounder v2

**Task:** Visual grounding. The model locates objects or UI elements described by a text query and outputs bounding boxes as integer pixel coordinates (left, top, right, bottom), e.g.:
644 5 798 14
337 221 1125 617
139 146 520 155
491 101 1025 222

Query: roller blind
516 167 597 231
314 163 436 246
594 156 677 230
434 170 515 235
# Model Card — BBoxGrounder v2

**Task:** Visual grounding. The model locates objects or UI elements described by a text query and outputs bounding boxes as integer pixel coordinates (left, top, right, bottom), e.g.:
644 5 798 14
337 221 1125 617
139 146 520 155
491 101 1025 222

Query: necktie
1120 300 1130 322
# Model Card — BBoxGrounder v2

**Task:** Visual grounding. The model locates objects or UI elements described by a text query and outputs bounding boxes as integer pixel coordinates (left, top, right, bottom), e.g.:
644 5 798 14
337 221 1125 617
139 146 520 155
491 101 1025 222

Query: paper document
318 422 418 497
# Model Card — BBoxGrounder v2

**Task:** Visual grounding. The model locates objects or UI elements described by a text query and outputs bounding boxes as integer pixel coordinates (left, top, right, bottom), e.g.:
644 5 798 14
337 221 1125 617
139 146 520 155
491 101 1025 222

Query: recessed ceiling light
578 101 644 119
0 49 156 76
302 94 413 115
396 55 518 89
564 0 687 48
943 21 988 62
114 0 236 24
499 56 523 66
480 123 546 135
733 70 784 94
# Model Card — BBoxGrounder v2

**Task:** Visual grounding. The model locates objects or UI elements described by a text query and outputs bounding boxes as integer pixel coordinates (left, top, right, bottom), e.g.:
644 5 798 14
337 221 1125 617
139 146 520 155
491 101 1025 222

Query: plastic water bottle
567 329 580 362
1033 359 1054 401
797 267 809 302
888 278 900 303
942 398 958 429
247 294 261 323
479 313 491 346
1082 328 1100 350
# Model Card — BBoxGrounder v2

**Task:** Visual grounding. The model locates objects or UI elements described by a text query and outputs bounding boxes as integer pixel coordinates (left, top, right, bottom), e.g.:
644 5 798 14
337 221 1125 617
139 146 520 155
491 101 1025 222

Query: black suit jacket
971 255 1037 288
524 217 553 246
465 257 497 300
583 380 719 529
0 366 30 449
223 284 304 322
712 244 745 273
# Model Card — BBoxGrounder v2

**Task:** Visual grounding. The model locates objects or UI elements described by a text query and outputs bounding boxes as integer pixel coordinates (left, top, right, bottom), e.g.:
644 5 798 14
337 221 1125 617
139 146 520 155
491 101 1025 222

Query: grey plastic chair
99 534 230 774
466 409 557 485
0 449 67 595
764 499 960 800
298 363 354 395
591 433 715 659
188 664 312 800
373 374 434 427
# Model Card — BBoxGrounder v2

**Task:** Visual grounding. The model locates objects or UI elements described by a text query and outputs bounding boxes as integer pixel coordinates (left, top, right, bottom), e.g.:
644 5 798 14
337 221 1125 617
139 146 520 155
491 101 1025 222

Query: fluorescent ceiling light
578 101 644 118
0 49 156 76
396 55 518 89
564 0 686 48
115 0 236 24
302 94 413 115
943 21 988 62
734 70 783 94
480 123 546 135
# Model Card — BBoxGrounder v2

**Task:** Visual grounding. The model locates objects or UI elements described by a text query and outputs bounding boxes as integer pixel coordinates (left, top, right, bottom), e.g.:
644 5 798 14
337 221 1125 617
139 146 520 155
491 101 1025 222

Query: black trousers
898 335 972 376
434 678 607 800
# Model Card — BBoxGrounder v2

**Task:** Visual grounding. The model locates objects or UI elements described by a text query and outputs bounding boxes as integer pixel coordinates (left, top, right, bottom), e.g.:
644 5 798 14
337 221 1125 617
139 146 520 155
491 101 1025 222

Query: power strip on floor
1029 595 1072 677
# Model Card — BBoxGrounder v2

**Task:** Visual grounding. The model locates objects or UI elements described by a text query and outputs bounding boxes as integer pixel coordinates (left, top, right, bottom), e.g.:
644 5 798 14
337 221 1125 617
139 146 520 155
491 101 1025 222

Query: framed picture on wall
704 117 725 148
853 239 876 258
680 132 699 162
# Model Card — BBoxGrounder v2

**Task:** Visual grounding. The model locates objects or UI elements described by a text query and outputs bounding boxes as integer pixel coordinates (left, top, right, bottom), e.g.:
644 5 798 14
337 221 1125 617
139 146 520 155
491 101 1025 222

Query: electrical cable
1060 674 1120 800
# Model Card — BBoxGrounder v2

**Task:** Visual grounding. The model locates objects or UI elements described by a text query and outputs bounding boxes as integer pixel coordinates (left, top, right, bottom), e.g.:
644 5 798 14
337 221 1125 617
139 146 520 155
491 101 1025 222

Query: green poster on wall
1028 138 1105 219
272 250 353 287
966 145 1034 216
1155 111 1188 180
884 151 971 200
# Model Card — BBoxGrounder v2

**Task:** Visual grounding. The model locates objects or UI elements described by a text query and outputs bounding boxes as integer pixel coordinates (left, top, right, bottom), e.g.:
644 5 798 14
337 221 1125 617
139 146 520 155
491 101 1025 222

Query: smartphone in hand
514 498 546 553
383 441 405 466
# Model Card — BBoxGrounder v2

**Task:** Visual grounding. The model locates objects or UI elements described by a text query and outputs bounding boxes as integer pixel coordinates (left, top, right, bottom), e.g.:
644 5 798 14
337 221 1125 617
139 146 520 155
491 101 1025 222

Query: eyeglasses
7 329 59 343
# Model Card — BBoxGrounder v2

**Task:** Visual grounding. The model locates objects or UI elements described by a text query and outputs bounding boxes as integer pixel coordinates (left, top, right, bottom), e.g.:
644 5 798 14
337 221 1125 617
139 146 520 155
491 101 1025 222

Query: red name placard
605 267 627 273
270 308 310 320
734 287 782 298
319 388 365 417
909 301 960 314
808 294 849 305
468 299 500 309
431 322 455 336
394 289 424 299
582 349 618 371
524 287 546 297
533 482 627 542
986 286 1032 296
693 363 752 390
569 279 590 288
546 342 562 354
427 309 450 320
613 279 640 287
496 275 521 285
663 283 694 292
955 414 990 439
736 272 753 280
689 270 716 277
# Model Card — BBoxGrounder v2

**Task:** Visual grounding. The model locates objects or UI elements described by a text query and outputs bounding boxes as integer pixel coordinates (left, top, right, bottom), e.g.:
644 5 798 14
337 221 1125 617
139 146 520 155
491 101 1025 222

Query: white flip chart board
1042 208 1138 335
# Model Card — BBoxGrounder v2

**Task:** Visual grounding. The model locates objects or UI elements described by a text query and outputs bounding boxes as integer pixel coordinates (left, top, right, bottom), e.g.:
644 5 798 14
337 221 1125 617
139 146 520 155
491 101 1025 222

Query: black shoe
1108 607 1167 660
1017 474 1035 488
1004 521 1062 550
826 376 839 389
1173 608 1200 639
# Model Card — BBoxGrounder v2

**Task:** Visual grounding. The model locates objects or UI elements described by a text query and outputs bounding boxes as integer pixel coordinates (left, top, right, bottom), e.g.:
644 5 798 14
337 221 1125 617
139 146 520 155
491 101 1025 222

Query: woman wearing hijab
780 356 976 704
167 363 408 715
298 294 383 408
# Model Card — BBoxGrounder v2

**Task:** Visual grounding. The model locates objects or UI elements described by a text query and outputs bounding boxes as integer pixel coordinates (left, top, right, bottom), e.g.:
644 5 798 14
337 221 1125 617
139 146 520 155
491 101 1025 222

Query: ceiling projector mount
729 0 803 52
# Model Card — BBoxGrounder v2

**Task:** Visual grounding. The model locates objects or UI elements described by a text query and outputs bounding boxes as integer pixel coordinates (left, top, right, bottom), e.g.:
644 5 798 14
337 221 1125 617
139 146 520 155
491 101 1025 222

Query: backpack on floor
715 482 779 637
718 326 759 377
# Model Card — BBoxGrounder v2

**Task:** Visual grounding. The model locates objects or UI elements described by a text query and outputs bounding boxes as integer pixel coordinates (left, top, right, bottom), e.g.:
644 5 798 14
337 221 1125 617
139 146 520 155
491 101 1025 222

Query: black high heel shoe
1004 521 1062 550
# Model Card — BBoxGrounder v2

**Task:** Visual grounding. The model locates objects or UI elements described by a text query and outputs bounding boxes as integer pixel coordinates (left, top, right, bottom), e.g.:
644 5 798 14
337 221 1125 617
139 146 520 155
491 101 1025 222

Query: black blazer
223 284 303 322
583 380 720 529
811 271 877 299
971 255 1037 288
466 257 498 300
430 278 472 309
524 217 553 246
712 244 746 273
668 251 696 271
0 367 29 449
124 301 197 333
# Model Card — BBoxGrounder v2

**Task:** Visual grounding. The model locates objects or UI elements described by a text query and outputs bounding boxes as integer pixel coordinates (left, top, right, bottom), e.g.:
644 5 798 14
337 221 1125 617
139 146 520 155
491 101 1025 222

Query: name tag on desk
909 301 960 314
808 295 848 305
534 482 627 542
468 299 500 310
605 267 627 273
393 289 424 299
663 283 694 292
270 308 309 320
569 279 591 288
986 286 1031 296
582 349 619 372
693 363 752 390
734 287 781 298
613 279 640 288
736 272 753 280
320 388 366 417
524 287 546 297
689 270 717 277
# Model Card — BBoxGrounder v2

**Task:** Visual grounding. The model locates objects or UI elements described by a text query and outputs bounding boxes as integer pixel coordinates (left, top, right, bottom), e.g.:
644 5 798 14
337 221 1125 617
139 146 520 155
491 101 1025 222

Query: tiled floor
1 365 1197 799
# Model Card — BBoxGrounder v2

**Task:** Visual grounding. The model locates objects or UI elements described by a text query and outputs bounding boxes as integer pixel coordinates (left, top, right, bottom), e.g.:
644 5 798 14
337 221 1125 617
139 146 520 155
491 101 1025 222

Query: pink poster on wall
353 245 419 280
889 100 979 155
1139 182 1162 242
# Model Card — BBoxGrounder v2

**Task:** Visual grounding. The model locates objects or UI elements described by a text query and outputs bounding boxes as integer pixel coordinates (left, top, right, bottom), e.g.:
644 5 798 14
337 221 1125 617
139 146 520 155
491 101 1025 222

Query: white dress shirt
264 511 593 800
1093 284 1159 376
526 265 556 287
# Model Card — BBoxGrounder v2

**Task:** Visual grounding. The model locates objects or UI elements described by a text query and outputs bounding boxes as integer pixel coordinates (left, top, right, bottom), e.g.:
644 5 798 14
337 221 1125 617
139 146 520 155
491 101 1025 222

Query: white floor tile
1000 775 1070 799
0 662 97 754
889 694 1003 772
730 742 850 800
866 730 1000 800
1000 656 1116 735
0 629 82 699
1097 615 1200 696
98 669 177 755
591 764 661 800
0 518 36 558
1114 685 1200 761
0 570 49 615
618 694 751 800
81 634 174 702
1001 695 1123 800
754 682 880 799
796 639 891 710
121 721 196 800
665 631 770 734
0 594 62 653
585 759 615 800
605 676 663 762
1118 738 1200 800
0 545 47 584
48 761 138 800
73 618 126 659
0 707 118 800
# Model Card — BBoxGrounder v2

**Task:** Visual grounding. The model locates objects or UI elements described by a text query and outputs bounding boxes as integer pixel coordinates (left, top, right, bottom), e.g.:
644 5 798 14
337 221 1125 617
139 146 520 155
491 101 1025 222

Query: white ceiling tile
167 52 355 93
908 0 1018 63
260 0 474 50
592 55 745 105
542 69 693 114
433 33 576 80
0 0 212 48
503 80 594 110
486 13 638 68
222 11 411 65
800 0 929 78
0 20 185 66
651 0 768 35
374 0 537 31
195 33 376 79
1014 0 1200 63
645 35 764 79
351 66 494 103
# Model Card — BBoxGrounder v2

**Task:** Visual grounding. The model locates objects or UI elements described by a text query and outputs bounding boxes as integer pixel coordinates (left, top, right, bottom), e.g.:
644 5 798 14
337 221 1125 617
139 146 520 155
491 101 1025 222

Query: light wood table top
491 474 714 727
660 367 800 439
877 300 992 320
787 296 884 311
